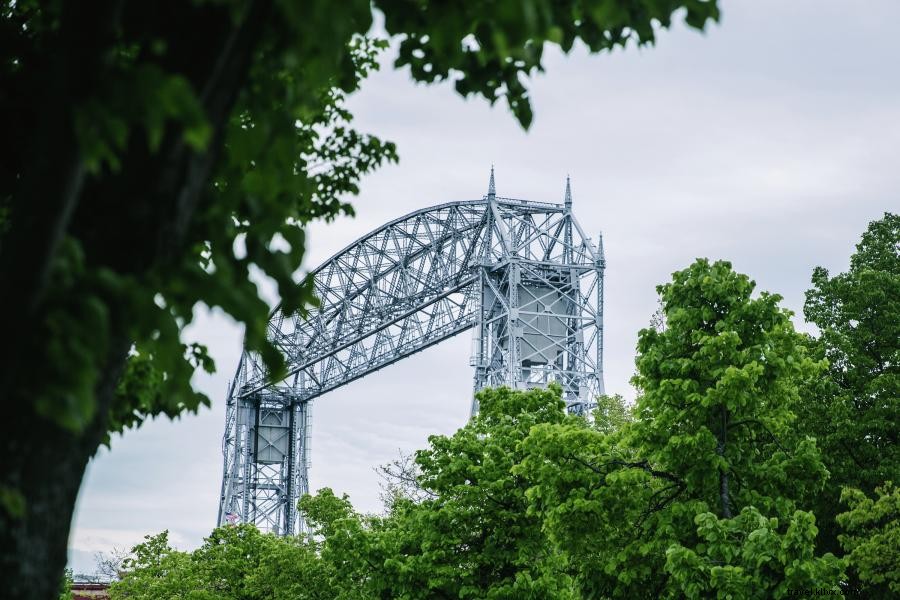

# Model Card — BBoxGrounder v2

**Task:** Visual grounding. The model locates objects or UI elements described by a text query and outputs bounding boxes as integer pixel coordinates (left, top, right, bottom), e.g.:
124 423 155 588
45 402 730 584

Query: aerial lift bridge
217 170 605 535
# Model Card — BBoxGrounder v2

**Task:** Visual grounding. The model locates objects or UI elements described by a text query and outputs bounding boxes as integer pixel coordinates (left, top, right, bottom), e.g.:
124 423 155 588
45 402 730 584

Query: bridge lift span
217 170 606 535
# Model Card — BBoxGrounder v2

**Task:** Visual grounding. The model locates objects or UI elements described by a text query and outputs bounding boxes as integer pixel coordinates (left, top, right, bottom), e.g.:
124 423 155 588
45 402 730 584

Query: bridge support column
469 184 604 415
218 379 311 535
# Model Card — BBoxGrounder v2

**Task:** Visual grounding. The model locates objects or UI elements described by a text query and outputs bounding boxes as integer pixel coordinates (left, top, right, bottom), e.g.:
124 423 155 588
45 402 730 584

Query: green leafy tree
110 525 333 600
0 1 721 597
518 259 843 598
797 213 900 558
303 385 578 599
106 241 898 598
109 530 200 599
242 531 338 600
518 406 659 597
592 393 633 435
632 259 829 520
666 508 844 599
836 483 900 597
300 488 386 599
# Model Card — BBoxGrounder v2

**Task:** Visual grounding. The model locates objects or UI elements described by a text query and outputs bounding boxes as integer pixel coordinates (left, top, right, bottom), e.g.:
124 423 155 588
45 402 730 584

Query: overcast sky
69 0 898 574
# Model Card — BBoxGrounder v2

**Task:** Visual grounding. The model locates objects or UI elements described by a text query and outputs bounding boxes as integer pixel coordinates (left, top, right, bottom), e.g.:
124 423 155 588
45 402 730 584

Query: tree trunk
719 468 732 519
718 405 732 518
0 337 130 600
0 4 270 597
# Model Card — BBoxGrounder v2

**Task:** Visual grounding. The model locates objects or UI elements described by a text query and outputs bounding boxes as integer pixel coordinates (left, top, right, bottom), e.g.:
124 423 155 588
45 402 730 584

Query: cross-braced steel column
471 173 604 414
217 378 311 535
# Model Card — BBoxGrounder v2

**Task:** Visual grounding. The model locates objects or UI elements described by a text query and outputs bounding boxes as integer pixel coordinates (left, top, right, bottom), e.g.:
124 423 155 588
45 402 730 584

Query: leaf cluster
110 525 336 600
836 483 900 595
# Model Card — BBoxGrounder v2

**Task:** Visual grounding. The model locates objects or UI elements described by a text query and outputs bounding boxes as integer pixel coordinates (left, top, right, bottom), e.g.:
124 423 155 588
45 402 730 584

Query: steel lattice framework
217 171 606 535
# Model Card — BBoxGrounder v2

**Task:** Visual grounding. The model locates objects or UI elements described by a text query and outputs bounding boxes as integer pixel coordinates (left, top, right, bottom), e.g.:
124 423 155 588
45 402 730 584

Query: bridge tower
471 169 604 413
217 171 605 535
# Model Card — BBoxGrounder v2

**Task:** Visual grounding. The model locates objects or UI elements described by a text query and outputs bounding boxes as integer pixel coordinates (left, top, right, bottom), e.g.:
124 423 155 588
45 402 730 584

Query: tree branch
728 418 789 454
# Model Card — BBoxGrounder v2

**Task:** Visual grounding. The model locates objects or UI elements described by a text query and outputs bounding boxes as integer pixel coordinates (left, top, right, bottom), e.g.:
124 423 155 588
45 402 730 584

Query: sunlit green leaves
110 524 337 600
632 259 827 517
837 483 900 595
300 386 578 599
516 259 839 597
666 508 844 599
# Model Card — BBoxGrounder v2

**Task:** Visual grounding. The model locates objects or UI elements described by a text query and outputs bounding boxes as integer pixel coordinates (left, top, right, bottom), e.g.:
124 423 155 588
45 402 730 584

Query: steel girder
217 178 605 535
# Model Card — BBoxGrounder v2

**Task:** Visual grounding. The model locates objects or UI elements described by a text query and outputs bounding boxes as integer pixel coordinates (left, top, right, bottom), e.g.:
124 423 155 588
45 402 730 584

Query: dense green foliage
110 526 335 600
517 259 843 598
792 212 900 593
306 386 576 599
113 214 900 598
837 483 900 595
797 214 899 542
115 377 843 599
0 2 721 597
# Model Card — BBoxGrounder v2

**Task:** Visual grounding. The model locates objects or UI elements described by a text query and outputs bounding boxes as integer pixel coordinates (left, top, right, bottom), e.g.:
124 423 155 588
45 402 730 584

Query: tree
797 213 899 559
302 385 578 599
93 546 129 583
665 507 844 600
375 451 435 509
518 259 843 597
0 2 721 597
110 525 334 600
592 393 633 435
298 488 374 599
631 259 829 521
113 274 857 599
114 388 576 600
109 530 201 599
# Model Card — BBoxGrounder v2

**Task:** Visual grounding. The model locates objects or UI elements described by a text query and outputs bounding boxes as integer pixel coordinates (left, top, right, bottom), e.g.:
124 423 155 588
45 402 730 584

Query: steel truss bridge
217 170 606 535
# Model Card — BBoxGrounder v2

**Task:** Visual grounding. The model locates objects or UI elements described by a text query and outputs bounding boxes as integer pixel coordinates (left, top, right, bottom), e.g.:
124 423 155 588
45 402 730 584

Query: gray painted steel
217 170 606 535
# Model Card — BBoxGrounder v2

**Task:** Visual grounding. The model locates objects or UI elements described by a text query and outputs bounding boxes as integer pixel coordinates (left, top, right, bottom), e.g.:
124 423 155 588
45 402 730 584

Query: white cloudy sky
69 0 898 573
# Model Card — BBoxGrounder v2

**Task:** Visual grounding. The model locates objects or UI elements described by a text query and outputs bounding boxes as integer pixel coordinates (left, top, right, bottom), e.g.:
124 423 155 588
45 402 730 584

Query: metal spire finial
487 165 496 200
564 175 572 209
